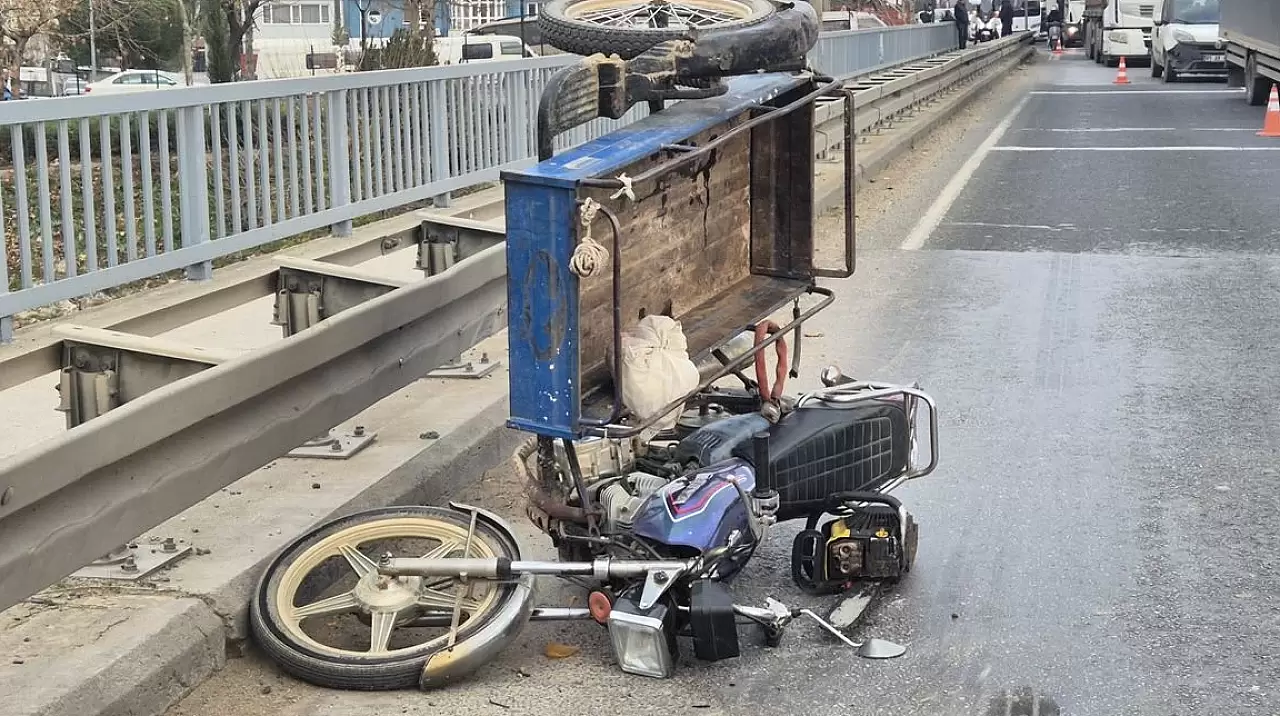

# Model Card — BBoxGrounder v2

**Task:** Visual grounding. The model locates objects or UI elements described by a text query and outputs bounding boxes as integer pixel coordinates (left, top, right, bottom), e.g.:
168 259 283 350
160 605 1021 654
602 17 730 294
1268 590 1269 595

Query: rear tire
538 0 778 60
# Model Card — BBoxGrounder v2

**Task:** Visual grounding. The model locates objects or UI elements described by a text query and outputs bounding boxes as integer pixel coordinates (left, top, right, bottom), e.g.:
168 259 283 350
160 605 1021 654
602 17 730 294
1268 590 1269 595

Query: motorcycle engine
598 473 670 532
551 436 636 488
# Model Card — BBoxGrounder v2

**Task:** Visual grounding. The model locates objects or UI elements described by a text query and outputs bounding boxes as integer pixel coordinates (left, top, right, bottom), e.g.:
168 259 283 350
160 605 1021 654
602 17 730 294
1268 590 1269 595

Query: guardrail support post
1 184 9 342
177 105 214 282
415 217 504 379
49 325 224 580
327 90 353 237
428 81 451 209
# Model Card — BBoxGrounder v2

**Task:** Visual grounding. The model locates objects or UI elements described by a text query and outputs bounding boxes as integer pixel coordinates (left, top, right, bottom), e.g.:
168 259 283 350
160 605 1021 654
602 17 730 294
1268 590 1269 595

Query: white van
1150 0 1226 81
434 35 537 64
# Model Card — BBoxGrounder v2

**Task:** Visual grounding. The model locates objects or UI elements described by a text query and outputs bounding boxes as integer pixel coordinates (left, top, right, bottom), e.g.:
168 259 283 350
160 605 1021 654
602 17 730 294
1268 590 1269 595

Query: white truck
1082 0 1165 67
1221 0 1280 105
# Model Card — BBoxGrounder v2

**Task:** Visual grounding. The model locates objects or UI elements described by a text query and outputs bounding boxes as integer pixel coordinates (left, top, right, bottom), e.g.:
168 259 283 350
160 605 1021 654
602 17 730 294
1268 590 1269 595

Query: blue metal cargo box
503 72 850 440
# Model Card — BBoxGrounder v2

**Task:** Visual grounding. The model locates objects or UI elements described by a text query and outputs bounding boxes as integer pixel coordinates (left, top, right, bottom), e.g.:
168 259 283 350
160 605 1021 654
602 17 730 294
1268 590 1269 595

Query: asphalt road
166 50 1280 716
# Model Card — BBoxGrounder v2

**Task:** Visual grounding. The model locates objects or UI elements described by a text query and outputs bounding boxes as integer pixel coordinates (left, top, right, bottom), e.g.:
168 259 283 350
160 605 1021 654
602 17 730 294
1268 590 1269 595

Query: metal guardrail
0 32 1034 615
0 23 959 342
812 21 958 81
813 31 1034 156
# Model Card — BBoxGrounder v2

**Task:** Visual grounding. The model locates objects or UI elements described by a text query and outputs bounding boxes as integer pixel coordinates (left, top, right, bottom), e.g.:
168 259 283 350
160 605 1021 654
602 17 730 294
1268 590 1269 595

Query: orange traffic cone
1259 85 1280 138
1052 35 1064 55
1113 56 1130 84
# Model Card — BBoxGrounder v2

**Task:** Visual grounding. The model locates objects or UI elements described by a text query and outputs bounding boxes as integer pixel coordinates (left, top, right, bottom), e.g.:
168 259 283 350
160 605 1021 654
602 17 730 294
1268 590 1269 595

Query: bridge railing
0 22 957 340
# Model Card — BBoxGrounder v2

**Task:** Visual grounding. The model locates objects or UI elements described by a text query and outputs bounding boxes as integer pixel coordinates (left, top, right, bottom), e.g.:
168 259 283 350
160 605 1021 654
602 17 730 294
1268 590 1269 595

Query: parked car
62 77 88 95
84 70 186 95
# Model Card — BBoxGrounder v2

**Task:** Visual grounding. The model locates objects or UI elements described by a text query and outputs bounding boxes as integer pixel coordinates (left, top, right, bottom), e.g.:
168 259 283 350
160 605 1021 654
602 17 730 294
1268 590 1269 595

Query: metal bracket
70 538 194 581
284 425 376 460
415 216 506 380
272 257 408 336
416 214 506 276
52 325 236 429
638 567 683 609
271 258 413 459
50 326 225 580
429 351 500 380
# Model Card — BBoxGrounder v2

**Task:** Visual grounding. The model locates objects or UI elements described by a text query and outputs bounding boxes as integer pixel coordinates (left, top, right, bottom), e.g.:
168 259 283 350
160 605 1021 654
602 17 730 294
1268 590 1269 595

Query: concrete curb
815 46 1035 215
13 596 224 716
214 393 525 641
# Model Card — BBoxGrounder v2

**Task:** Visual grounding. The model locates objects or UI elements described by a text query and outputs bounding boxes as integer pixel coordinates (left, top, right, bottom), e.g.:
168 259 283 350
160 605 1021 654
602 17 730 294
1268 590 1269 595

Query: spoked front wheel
250 505 526 690
538 0 778 59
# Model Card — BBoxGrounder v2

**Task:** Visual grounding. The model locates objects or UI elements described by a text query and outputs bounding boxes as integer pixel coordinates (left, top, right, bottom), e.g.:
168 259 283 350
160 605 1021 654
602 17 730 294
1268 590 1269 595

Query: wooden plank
575 116 756 387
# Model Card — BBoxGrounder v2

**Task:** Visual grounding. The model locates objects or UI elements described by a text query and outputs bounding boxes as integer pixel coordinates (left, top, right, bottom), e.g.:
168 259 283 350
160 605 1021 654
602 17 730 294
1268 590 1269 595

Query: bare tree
213 0 265 78
0 0 77 74
350 0 437 70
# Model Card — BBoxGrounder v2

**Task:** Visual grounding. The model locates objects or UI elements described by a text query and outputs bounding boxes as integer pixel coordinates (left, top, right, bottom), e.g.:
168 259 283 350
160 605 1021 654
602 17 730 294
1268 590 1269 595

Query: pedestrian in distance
954 0 970 49
999 0 1015 37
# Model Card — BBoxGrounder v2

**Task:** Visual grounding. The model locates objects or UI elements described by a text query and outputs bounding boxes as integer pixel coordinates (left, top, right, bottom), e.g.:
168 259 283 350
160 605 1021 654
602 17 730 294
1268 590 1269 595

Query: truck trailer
1221 0 1280 105
1083 0 1165 67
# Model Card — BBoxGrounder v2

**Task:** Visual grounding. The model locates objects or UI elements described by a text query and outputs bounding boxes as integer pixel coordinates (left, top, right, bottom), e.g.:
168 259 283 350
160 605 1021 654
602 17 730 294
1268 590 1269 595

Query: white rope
570 198 610 278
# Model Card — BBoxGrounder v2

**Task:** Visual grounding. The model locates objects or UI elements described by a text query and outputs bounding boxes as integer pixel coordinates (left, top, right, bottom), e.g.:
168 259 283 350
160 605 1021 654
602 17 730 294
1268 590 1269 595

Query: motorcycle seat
734 400 911 521
673 400 912 522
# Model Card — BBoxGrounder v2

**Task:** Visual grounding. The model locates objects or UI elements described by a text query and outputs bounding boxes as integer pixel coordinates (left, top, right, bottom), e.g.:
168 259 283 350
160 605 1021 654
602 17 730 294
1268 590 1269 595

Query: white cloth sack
612 315 701 433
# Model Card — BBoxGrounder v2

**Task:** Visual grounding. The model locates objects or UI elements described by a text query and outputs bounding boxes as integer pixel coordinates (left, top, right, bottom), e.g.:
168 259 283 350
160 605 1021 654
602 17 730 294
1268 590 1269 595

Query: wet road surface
166 50 1280 716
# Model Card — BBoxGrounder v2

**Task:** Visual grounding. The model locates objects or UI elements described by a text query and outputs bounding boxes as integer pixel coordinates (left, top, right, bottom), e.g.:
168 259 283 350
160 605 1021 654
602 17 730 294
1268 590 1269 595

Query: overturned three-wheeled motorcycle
249 2 940 691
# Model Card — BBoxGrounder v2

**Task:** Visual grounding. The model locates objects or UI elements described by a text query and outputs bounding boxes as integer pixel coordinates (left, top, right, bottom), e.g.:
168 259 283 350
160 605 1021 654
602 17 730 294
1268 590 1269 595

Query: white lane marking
1020 127 1257 132
941 222 1239 234
900 95 1032 251
1030 89 1245 95
943 222 1078 231
991 146 1280 152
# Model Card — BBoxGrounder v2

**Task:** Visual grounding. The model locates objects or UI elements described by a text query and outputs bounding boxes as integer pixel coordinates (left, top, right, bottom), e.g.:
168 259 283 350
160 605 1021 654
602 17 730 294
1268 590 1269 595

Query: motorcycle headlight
608 597 677 678
1173 29 1196 44
1067 25 1079 36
